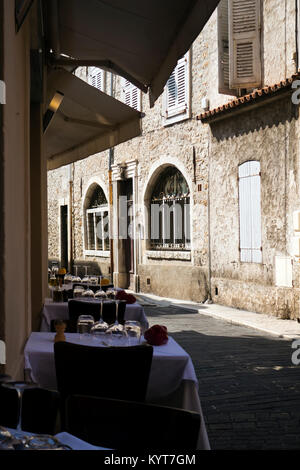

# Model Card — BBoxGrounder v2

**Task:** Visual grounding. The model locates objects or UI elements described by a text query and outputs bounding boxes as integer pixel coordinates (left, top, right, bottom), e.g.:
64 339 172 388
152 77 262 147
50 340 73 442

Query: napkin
116 290 136 304
144 325 168 346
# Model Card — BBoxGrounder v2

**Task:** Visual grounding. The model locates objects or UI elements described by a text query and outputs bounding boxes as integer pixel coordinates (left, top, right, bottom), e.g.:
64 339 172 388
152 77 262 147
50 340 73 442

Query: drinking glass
81 287 95 298
1 381 37 435
73 285 84 298
91 301 109 341
124 320 141 346
77 315 95 338
105 300 126 345
94 277 107 300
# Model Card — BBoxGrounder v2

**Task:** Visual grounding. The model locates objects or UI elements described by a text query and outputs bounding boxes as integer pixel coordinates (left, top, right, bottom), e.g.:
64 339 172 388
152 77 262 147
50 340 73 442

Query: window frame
83 186 110 258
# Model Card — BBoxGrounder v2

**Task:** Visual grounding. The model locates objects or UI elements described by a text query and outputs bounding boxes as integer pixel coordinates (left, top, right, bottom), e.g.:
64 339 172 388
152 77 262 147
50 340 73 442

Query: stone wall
47 0 300 316
208 97 300 318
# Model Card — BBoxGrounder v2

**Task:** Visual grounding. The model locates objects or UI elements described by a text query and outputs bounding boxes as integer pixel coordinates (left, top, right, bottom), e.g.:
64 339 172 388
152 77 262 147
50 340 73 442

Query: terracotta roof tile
197 71 300 122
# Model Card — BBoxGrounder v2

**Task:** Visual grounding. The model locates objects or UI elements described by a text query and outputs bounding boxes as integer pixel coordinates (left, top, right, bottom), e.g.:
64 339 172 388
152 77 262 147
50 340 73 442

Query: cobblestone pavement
144 304 300 450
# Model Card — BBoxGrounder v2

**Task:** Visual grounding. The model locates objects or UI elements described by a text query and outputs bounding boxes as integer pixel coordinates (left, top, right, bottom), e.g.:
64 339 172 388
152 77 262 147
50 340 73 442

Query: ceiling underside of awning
44 68 142 170
43 0 220 106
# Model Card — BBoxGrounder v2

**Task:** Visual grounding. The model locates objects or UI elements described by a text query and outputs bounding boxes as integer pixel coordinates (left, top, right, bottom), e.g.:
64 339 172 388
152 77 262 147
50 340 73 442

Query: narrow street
144 304 300 450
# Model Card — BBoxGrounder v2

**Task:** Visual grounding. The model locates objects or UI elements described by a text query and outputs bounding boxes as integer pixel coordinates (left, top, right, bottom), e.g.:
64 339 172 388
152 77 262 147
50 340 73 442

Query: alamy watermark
291 339 300 365
0 80 5 105
96 197 191 243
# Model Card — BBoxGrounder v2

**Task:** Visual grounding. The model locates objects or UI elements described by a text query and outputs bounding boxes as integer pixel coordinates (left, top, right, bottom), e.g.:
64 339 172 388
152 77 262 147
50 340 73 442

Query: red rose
144 325 168 346
116 290 136 304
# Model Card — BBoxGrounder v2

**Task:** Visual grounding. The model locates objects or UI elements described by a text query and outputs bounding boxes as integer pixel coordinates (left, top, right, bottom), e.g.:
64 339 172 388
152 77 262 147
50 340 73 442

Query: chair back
0 384 60 434
102 300 126 325
66 395 200 450
54 341 153 404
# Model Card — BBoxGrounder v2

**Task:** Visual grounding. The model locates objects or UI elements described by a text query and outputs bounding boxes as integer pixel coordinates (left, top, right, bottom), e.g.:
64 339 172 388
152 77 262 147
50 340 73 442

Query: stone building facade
48 0 300 319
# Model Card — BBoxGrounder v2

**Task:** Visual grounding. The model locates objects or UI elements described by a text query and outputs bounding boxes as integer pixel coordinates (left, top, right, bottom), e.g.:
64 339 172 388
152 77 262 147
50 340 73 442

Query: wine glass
1 381 37 436
124 320 141 346
77 315 94 338
105 299 126 345
73 285 84 298
91 301 109 342
94 276 107 300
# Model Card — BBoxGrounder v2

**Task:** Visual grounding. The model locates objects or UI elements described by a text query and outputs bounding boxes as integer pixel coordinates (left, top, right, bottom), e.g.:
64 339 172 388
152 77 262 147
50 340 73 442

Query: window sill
146 250 191 261
162 111 190 127
84 250 110 258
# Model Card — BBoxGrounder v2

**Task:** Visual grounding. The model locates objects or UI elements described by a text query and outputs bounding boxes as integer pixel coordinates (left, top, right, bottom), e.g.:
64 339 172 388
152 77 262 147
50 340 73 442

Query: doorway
60 205 68 269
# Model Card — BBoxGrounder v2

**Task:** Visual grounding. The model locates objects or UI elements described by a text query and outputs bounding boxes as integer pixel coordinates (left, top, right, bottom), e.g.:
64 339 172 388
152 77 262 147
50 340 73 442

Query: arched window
150 166 190 250
84 184 109 254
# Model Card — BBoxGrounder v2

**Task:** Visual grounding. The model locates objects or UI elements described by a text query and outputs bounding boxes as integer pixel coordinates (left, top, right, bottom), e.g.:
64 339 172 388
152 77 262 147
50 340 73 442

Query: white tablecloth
24 332 210 450
40 298 149 332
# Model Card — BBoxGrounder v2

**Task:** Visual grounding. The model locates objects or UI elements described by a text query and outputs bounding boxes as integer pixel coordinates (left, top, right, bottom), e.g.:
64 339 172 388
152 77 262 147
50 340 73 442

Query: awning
44 68 142 170
43 0 220 107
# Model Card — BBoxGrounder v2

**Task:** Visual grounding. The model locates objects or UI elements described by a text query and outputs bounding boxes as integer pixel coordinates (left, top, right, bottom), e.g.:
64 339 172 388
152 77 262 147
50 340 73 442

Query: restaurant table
40 298 149 332
5 428 110 450
24 332 210 450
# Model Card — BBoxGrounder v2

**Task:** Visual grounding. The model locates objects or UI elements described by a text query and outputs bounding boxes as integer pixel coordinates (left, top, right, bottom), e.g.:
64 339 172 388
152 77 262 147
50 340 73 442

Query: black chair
102 300 126 326
68 299 126 332
54 341 153 403
54 341 153 430
0 384 60 434
66 395 201 450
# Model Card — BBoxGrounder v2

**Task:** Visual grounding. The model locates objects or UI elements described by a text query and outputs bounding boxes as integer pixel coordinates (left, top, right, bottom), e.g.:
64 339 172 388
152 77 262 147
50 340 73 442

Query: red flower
116 290 136 304
144 325 168 346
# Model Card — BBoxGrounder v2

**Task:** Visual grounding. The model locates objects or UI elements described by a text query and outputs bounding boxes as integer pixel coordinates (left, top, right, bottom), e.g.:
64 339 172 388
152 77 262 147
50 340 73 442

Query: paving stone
145 304 300 450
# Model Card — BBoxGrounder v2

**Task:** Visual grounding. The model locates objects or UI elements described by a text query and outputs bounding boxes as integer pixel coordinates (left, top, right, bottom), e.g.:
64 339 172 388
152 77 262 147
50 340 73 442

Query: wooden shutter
165 53 190 120
89 67 104 92
122 79 141 111
239 161 262 263
298 0 300 68
218 0 237 95
229 0 261 89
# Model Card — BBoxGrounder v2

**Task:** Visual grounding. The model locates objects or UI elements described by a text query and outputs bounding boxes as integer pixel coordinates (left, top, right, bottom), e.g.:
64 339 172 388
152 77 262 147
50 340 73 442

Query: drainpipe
69 163 74 274
205 132 213 304
109 72 114 281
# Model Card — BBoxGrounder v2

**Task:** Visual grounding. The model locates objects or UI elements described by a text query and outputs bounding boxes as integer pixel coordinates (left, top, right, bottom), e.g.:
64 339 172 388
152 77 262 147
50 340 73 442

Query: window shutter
122 79 141 111
229 0 261 89
89 67 104 92
218 0 237 95
298 0 300 68
166 55 189 118
239 161 262 263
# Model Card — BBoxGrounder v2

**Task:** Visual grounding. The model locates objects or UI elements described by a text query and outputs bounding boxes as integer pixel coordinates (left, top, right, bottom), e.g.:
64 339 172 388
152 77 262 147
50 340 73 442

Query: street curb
197 309 300 340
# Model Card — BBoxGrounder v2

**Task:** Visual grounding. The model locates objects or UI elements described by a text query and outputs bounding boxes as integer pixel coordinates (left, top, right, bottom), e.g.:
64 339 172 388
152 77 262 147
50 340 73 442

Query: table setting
24 321 210 450
41 287 149 333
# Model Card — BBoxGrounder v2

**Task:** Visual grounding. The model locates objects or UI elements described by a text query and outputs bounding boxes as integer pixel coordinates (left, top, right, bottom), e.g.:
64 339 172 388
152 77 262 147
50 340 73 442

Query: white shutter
89 67 105 92
164 51 190 125
239 161 262 263
166 55 189 118
298 0 300 68
229 0 262 89
122 79 141 111
218 0 237 95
